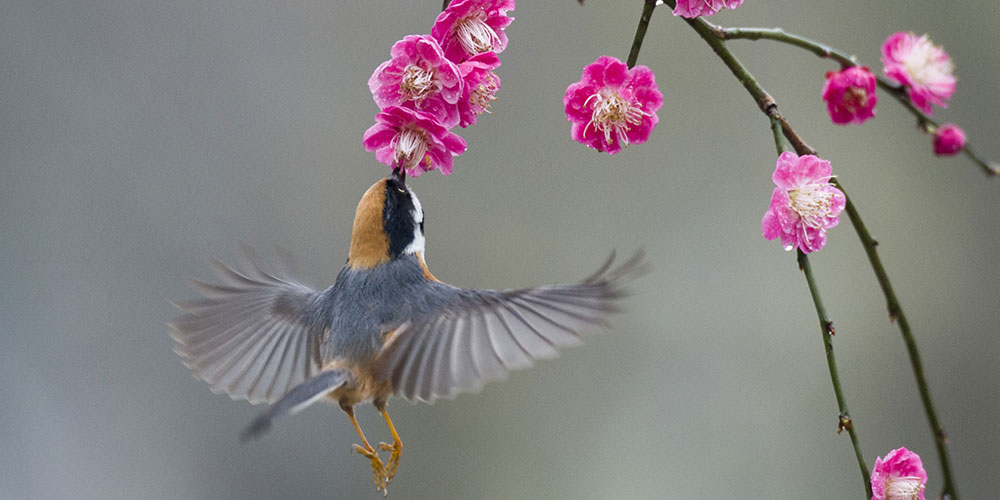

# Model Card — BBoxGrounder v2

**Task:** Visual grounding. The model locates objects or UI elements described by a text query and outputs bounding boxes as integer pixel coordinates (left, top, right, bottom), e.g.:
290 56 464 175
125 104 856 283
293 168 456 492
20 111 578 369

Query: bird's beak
390 167 406 185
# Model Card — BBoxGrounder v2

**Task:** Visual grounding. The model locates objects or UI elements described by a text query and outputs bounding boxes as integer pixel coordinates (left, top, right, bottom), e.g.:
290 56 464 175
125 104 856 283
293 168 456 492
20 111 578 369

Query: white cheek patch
403 187 425 256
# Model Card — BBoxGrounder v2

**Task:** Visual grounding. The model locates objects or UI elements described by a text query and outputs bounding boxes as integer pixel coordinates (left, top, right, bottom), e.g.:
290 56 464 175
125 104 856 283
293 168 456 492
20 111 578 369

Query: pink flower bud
821 66 877 125
932 124 966 156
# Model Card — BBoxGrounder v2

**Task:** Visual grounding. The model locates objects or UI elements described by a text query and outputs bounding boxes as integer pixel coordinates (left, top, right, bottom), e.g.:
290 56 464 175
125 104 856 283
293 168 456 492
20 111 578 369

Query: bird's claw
377 441 402 485
352 443 388 494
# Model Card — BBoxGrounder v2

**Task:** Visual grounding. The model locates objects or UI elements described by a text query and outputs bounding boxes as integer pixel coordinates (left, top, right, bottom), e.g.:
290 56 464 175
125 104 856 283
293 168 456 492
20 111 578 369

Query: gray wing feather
374 251 646 403
170 246 328 405
240 369 350 442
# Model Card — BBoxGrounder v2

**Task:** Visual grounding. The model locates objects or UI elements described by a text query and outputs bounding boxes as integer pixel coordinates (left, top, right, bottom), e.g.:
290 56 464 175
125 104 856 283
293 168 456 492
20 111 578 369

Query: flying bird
170 169 644 493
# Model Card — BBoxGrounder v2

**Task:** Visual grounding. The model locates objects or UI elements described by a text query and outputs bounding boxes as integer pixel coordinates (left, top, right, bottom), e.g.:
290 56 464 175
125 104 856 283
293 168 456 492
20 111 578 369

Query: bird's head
347 168 425 269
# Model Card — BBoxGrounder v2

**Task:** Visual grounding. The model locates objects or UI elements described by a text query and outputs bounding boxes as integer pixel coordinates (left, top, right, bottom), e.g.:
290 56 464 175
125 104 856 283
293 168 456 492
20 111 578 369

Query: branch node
837 414 852 434
759 94 777 115
937 429 949 443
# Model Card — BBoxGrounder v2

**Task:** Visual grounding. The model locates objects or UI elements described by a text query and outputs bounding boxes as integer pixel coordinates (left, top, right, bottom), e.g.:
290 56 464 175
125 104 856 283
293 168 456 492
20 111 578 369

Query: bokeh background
2 1 998 499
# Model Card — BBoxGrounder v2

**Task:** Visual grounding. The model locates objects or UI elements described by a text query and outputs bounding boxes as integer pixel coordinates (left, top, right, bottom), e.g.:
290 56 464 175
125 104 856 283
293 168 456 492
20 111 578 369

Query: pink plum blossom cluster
815 32 966 178
761 152 845 254
871 447 927 500
822 66 877 125
363 0 513 176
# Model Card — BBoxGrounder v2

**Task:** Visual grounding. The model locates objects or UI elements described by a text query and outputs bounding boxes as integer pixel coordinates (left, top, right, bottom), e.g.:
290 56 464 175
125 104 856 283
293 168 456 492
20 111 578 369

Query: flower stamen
902 36 954 88
789 182 837 229
885 476 925 500
454 14 500 55
584 90 650 148
393 127 430 170
399 65 439 103
470 74 499 114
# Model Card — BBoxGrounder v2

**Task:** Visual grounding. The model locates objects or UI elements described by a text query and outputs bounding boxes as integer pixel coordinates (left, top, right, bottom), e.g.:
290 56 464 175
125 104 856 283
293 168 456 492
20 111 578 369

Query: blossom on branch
871 447 927 500
457 51 502 128
821 66 877 125
761 152 845 254
432 0 514 63
881 32 956 115
563 56 663 155
362 106 467 177
932 124 966 156
672 0 743 19
369 35 463 128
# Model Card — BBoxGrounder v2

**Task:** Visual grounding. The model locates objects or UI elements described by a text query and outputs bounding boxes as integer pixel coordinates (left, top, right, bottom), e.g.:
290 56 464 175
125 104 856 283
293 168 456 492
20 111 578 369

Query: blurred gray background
2 1 998 499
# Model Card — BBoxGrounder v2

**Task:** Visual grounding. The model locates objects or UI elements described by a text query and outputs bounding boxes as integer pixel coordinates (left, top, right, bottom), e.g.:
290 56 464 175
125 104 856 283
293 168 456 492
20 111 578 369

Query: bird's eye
396 187 405 193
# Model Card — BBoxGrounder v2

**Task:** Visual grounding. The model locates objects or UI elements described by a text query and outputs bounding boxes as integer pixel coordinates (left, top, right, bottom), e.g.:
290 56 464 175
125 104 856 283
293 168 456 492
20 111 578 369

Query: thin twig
797 248 872 500
627 0 658 69
831 176 959 500
720 26 858 67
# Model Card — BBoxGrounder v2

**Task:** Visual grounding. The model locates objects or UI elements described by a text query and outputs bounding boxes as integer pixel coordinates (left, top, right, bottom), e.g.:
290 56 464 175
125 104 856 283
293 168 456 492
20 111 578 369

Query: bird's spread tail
239 370 350 442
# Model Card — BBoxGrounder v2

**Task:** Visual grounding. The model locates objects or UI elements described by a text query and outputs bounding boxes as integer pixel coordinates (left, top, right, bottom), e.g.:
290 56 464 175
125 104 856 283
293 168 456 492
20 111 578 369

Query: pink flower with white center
362 106 467 177
369 35 464 128
932 123 966 156
672 0 743 18
563 56 663 155
882 32 956 115
457 51 501 127
761 152 845 254
871 447 927 500
432 0 514 63
822 66 877 125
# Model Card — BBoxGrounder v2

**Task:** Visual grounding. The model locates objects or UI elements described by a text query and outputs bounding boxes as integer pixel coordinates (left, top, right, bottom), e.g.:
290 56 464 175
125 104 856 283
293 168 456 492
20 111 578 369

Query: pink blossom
563 56 663 155
362 106 467 177
822 66 877 125
672 0 743 18
457 52 501 128
761 152 845 254
369 35 463 128
882 32 956 115
871 447 927 500
432 0 514 63
932 124 966 156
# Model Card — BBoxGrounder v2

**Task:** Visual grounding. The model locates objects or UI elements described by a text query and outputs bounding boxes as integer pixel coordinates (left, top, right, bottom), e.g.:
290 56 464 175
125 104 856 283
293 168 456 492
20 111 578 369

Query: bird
169 168 645 494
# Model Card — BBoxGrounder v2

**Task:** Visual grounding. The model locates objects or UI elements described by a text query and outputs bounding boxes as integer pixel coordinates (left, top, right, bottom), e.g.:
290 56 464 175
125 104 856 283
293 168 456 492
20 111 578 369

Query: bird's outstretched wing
170 246 328 405
373 251 647 403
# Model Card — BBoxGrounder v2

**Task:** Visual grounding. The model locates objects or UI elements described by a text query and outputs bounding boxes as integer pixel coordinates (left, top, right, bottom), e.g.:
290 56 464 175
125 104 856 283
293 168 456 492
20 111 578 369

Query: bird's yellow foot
377 440 402 484
352 443 388 494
